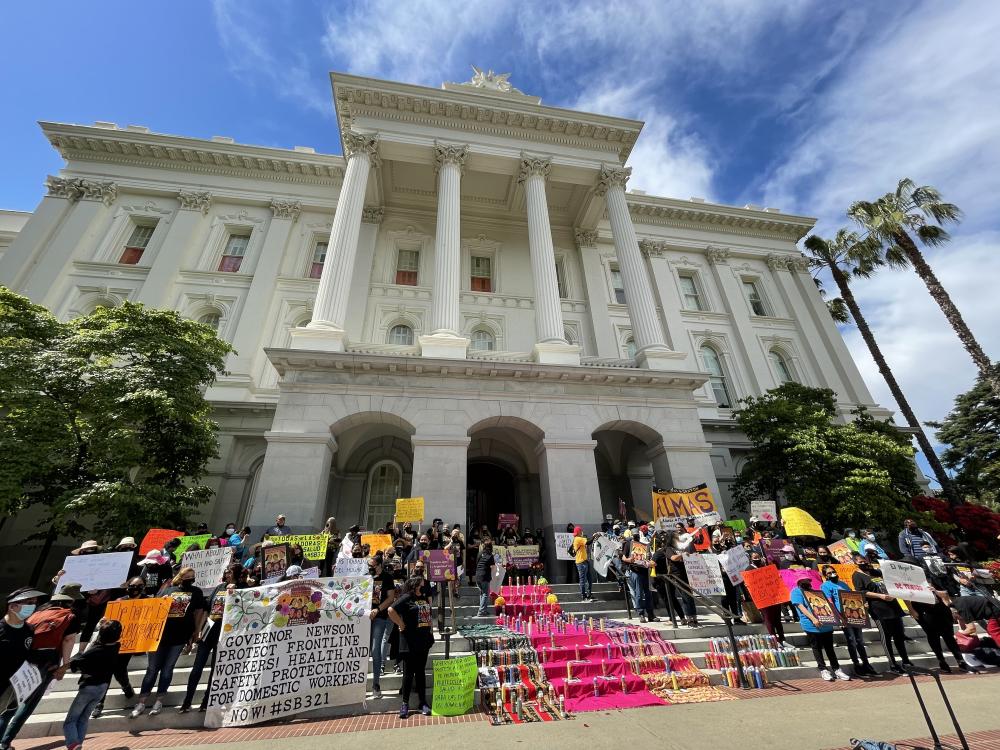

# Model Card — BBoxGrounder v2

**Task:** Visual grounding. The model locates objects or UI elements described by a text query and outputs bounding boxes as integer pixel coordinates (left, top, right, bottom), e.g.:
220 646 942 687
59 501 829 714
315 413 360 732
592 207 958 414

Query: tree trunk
895 231 1000 396
828 263 960 504
29 524 58 587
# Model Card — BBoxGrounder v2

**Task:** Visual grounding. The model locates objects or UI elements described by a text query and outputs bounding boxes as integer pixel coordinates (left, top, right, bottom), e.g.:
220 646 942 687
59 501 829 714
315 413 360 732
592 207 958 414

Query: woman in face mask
388 576 435 718
748 554 787 645
820 566 876 676
130 567 208 719
90 577 147 718
2 588 45 711
858 530 888 560
790 577 849 682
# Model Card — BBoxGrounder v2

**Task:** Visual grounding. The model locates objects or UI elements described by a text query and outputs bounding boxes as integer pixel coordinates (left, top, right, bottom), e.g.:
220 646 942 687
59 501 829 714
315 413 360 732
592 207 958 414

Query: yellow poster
266 534 330 560
105 598 171 654
652 484 717 519
361 534 394 554
781 507 824 538
395 496 425 523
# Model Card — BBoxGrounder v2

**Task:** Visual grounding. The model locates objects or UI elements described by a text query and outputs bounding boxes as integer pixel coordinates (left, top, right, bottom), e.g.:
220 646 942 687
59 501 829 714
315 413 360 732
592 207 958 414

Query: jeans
1 672 53 748
183 632 218 707
370 617 392 688
844 626 871 667
806 630 839 671
63 683 106 747
139 641 185 699
576 562 591 599
401 645 430 706
477 581 490 615
627 570 653 617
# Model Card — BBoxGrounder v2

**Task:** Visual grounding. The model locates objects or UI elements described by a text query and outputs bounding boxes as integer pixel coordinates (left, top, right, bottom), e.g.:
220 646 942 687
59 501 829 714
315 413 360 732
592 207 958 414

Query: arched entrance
466 461 518 534
592 420 672 522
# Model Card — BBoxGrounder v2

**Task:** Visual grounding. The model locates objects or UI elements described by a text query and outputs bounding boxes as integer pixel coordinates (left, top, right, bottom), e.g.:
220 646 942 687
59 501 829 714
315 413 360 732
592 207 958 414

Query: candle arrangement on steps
702 635 801 672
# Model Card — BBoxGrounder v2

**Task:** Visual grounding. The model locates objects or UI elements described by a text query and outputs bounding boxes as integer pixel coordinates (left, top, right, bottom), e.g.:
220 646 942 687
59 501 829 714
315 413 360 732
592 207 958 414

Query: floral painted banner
204 576 373 728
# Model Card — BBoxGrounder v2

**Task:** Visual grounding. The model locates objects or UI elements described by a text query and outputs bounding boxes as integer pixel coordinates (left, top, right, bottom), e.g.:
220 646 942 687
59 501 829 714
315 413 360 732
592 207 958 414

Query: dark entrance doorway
466 461 517 533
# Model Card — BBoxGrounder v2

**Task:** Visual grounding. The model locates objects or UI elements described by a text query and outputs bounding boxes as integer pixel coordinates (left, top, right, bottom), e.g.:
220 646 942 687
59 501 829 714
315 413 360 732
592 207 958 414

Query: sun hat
117 536 137 549
6 587 46 605
52 582 84 602
285 565 304 577
71 540 102 555
137 549 168 566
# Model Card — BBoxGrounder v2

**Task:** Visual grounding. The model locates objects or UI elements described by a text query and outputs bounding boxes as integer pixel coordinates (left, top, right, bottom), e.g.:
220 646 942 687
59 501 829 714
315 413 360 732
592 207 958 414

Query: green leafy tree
731 383 920 533
0 288 233 582
928 370 1000 507
849 178 998 395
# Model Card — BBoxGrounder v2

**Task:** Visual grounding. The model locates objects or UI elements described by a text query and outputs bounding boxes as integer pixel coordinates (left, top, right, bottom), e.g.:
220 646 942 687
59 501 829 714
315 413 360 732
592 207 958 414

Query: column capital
594 164 631 196
517 155 551 184
177 190 212 214
361 205 384 224
269 199 301 220
705 246 730 265
639 239 666 259
342 129 381 169
46 176 117 206
434 143 469 174
765 253 785 271
788 255 811 273
574 228 598 248
45 175 82 201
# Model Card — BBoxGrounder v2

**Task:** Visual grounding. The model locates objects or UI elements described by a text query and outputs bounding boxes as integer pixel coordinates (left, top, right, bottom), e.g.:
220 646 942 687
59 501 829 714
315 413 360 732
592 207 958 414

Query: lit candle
575 645 580 661
671 672 678 691
567 661 572 681
601 659 606 676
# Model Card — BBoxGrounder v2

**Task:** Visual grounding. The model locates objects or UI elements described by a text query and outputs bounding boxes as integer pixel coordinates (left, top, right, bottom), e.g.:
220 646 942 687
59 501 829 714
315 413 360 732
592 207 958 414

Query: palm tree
803 230 958 503
849 178 998 395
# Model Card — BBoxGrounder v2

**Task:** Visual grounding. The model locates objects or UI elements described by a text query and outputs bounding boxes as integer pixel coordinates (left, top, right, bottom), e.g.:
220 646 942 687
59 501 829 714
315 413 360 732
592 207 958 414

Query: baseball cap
285 565 304 577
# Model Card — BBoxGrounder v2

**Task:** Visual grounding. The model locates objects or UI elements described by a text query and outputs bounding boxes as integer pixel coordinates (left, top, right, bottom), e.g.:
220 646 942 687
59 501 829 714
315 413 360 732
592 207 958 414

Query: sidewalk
16 672 999 750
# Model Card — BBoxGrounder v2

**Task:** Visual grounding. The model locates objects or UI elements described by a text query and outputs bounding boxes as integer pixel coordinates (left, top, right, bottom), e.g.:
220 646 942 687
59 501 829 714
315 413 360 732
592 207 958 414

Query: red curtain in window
471 276 492 292
395 270 418 286
310 262 324 279
218 255 243 273
118 247 144 265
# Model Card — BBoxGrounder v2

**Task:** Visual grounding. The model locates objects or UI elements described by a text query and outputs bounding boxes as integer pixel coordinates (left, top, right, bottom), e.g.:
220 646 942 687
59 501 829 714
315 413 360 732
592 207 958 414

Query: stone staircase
21 580 950 738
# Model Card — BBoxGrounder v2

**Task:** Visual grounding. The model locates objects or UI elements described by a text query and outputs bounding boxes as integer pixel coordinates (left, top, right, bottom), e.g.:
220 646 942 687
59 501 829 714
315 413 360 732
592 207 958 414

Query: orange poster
741 564 790 609
104 598 171 654
831 564 860 589
140 528 185 555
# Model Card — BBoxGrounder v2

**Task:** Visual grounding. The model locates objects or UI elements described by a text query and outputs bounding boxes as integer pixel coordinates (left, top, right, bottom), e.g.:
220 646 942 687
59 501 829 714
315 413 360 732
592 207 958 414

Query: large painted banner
204 577 373 728
652 484 718 520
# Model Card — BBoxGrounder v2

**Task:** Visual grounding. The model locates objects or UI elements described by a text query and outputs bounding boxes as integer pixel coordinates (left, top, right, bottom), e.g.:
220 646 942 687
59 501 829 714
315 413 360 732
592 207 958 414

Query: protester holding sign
790 578 849 682
0 588 47 742
90 578 148 719
622 529 657 622
651 531 697 626
368 557 397 700
819 566 876 676
851 553 912 675
904 557 973 673
131 567 208 718
388 576 435 719
744 557 787 645
571 527 593 602
137 550 173 595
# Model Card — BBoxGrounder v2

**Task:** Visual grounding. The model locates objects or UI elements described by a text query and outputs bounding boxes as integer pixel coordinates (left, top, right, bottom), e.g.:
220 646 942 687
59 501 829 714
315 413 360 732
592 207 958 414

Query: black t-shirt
393 592 434 650
652 548 668 576
140 563 174 595
159 586 209 646
372 572 396 620
447 539 465 563
475 552 495 583
0 620 35 685
852 569 903 620
952 595 1000 623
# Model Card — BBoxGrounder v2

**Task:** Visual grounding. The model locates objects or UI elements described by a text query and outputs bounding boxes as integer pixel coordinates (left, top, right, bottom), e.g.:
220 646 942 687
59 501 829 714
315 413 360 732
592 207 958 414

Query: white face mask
848 532 856 538
865 534 875 542
14 604 36 620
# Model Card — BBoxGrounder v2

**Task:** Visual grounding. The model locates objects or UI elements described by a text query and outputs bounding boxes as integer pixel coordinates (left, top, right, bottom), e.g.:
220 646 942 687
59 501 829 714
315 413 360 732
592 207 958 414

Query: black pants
875 617 910 666
401 645 430 706
761 605 785 641
96 653 134 708
921 626 964 666
807 630 839 671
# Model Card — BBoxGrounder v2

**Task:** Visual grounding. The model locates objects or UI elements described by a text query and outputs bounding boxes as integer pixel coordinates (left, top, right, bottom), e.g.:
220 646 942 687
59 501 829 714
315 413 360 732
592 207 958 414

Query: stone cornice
595 165 631 197
331 72 643 161
627 195 815 242
40 122 346 186
517 156 551 184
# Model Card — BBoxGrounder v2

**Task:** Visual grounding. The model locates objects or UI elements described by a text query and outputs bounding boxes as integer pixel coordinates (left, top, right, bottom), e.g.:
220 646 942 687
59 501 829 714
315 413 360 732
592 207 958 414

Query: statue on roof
467 65 522 94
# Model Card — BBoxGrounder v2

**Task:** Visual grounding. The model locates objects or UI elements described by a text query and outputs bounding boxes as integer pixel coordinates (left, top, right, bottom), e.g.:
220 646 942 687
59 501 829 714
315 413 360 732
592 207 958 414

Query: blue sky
4 1 1000 484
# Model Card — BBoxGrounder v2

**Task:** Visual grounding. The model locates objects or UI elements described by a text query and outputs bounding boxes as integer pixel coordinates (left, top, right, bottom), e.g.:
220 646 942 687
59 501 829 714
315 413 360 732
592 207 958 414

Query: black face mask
817 552 831 560
127 587 143 596
180 580 195 590
419 542 429 550
368 568 376 576
797 582 812 592
826 574 839 583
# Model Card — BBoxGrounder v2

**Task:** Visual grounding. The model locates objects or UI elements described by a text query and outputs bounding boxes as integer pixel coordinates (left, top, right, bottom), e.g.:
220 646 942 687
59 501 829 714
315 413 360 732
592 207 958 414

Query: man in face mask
406 535 431 566
858 529 888 560
898 519 937 560
0 588 46 734
265 514 292 537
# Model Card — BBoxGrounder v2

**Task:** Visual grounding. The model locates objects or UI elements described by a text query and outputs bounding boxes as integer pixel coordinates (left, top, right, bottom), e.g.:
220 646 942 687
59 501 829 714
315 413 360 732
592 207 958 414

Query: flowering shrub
912 495 1000 556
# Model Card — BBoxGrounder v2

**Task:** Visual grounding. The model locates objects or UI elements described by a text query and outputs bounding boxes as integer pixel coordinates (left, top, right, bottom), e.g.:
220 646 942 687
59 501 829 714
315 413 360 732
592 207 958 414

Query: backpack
567 537 577 556
850 741 897 750
26 606 75 650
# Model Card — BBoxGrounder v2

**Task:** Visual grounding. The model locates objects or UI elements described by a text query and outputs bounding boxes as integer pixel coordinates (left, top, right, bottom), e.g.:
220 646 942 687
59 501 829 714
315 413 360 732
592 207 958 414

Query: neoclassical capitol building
0 70 888 543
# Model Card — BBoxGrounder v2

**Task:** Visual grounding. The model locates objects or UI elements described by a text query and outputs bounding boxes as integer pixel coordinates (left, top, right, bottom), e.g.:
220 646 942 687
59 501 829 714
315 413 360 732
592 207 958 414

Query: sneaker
148 700 164 716
648 616 660 623
373 687 382 700
129 703 146 719
399 704 409 719
819 669 835 682
834 669 851 681
420 704 431 716
938 662 952 673
178 703 191 713
888 664 906 675
91 702 104 719
639 615 647 623
394 663 403 674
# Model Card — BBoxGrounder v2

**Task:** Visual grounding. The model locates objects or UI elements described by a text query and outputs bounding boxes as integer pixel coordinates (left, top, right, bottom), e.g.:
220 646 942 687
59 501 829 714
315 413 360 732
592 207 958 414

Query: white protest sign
719 546 750 585
205 576 373 728
11 662 43 704
302 567 320 579
879 559 936 604
692 512 722 528
554 532 576 561
683 553 726 596
183 547 233 591
490 546 506 593
751 500 777 523
334 557 368 577
60 551 134 591
591 534 620 578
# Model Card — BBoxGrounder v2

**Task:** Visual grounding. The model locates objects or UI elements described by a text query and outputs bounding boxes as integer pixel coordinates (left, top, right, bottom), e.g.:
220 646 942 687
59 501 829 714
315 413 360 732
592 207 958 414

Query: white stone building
0 70 888 556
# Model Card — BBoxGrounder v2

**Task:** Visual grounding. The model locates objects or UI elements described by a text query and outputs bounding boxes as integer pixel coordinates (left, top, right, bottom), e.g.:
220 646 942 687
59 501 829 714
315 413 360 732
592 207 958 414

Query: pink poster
778 567 823 592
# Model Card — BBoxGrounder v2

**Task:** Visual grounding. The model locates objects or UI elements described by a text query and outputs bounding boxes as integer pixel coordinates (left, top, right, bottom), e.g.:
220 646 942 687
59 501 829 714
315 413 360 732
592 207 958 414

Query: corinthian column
291 130 378 353
596 164 676 370
419 143 470 359
519 156 579 365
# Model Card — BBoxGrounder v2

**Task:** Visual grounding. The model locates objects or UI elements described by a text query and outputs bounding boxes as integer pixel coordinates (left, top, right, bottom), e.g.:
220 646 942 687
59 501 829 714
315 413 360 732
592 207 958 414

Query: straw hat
71 540 102 555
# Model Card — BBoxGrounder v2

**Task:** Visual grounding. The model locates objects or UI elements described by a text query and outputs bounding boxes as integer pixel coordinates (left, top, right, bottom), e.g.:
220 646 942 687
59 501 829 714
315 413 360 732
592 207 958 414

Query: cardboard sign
395 497 425 523
140 529 185 555
361 534 393 554
174 534 212 557
838 591 869 627
683 553 726 596
267 534 330 560
780 507 824 538
591 534 620 578
554 532 576 561
60 551 134 591
262 544 289 583
879 559 936 604
10 662 43 705
719 546 750 585
431 654 477 716
827 540 855 564
652 484 718 519
335 557 368 577
691 511 722 528
742 565 790 609
803 589 838 625
750 500 777 523
779 568 823 592
490 546 506 592
507 545 539 567
497 513 519 530
831 564 859 589
423 550 456 582
205 577 372 728
104 597 171 653
183 546 233 591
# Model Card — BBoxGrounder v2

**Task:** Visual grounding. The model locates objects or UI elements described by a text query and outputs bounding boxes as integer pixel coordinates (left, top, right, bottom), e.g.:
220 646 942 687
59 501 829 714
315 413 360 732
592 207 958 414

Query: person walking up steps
571 526 592 602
